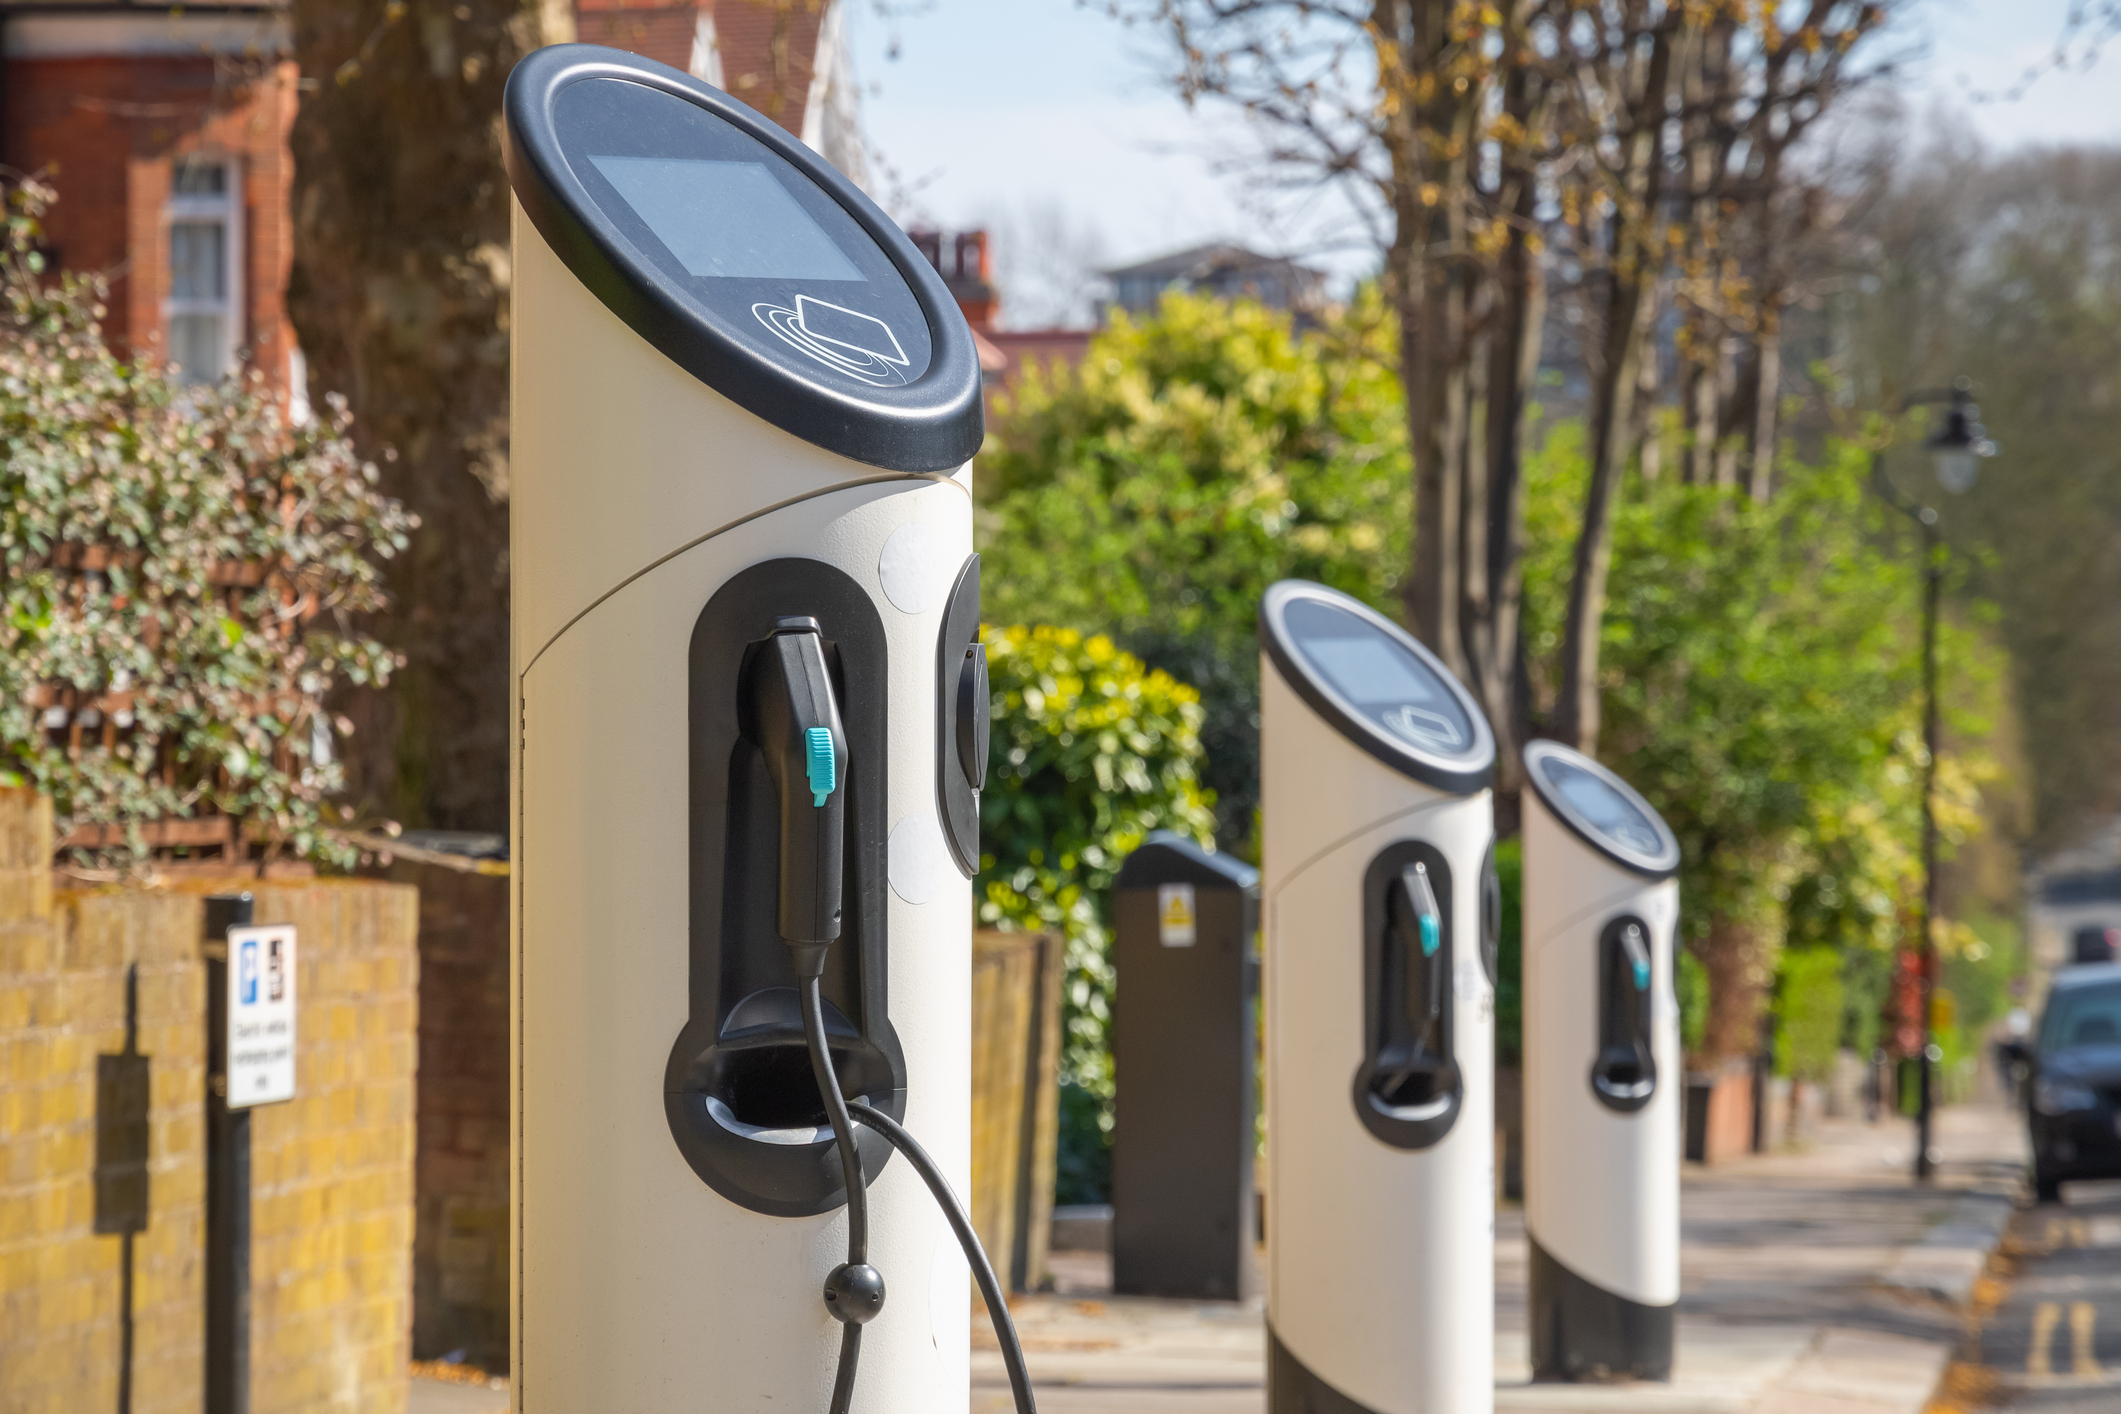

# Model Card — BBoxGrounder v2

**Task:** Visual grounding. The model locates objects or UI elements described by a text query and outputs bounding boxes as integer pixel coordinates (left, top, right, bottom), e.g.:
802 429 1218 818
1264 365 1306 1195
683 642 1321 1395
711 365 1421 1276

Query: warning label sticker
1158 884 1197 948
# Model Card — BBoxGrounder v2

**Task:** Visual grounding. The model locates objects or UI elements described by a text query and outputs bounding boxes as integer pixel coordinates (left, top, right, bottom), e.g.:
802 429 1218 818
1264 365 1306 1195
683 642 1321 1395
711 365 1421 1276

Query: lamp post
1872 378 1995 1182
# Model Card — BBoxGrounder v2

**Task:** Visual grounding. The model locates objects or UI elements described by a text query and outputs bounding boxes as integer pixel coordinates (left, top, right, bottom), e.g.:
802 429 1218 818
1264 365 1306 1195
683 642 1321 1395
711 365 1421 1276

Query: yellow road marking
2031 1302 2060 1376
2072 1301 2101 1377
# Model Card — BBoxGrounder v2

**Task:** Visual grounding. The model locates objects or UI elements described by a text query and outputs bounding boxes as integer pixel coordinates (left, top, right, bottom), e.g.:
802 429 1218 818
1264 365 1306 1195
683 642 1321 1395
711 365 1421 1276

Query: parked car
2008 962 2121 1202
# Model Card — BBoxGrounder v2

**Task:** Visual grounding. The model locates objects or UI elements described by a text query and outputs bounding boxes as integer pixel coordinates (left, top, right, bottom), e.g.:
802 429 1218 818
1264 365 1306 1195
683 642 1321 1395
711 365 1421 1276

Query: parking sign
225 924 296 1108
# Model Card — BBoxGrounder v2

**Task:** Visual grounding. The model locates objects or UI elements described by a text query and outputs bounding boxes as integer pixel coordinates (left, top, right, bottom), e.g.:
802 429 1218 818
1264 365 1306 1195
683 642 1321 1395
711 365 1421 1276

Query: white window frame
164 155 243 385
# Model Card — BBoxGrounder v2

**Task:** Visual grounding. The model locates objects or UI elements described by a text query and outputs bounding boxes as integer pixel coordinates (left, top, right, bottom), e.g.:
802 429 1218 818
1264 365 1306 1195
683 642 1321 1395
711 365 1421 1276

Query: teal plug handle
1620 923 1651 991
1407 861 1443 958
806 726 837 807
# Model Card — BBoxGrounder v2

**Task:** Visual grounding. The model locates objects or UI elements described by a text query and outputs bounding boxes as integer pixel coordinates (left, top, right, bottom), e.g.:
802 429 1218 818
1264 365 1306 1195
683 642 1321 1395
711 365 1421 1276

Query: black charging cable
800 976 875 1414
799 976 1038 1414
847 1099 1039 1414
768 617 1033 1412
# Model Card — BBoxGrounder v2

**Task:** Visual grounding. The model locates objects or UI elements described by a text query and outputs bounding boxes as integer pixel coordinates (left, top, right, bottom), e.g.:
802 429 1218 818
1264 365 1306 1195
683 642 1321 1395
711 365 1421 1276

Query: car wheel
2034 1166 2063 1204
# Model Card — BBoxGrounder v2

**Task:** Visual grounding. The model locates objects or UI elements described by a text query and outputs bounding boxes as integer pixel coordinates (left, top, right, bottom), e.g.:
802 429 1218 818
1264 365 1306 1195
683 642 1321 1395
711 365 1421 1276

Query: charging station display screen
1522 740 1677 875
553 78 933 388
587 158 866 282
1538 756 1663 858
1285 599 1477 758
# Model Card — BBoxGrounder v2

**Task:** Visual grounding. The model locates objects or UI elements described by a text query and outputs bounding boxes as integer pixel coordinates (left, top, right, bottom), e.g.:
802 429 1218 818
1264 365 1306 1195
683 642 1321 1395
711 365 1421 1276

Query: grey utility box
1111 831 1260 1301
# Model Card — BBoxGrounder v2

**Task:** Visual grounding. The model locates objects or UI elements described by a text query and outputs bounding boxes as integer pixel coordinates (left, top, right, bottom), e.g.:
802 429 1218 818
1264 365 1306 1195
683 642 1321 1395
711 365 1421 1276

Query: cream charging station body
505 46 992 1411
1521 739 1682 1382
1259 581 1500 1414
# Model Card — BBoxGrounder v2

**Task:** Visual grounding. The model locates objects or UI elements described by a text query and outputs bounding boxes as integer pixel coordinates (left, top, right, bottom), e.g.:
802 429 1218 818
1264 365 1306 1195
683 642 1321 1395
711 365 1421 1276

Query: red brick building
578 0 862 175
2 3 303 397
907 223 1095 409
0 0 863 407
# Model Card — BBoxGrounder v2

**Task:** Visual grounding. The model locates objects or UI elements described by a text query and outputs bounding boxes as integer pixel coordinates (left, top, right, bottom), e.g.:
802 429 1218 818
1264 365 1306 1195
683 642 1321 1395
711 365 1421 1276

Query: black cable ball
823 1262 887 1325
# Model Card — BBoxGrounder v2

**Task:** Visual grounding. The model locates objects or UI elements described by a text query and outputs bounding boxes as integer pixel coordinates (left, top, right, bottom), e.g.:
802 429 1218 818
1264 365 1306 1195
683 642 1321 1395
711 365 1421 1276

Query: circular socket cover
1522 738 1679 878
1259 580 1494 794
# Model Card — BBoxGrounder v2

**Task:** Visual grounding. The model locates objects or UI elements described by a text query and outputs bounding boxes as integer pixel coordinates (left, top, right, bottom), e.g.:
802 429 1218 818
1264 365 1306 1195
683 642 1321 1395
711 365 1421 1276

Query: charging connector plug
745 616 849 978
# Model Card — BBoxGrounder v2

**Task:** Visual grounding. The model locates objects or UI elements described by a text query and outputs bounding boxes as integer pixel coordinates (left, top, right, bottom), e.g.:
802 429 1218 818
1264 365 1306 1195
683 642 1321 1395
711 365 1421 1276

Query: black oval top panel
504 45 983 473
1522 739 1680 879
1260 581 1494 795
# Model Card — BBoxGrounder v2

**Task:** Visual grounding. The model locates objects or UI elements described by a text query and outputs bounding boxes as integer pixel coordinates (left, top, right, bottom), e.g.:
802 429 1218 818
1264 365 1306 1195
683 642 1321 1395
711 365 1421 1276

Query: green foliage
1839 946 1892 1059
977 624 1218 1203
0 183 412 868
1944 913 2021 1041
979 291 1409 846
1773 949 1846 1082
1493 837 1523 1066
1521 429 2005 1052
1936 911 2025 1099
1677 950 1710 1056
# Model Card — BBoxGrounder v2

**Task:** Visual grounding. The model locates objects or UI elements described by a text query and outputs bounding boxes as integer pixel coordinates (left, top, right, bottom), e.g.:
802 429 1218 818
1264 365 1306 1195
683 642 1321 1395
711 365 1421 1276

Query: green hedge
976 625 1217 1203
1773 949 1846 1082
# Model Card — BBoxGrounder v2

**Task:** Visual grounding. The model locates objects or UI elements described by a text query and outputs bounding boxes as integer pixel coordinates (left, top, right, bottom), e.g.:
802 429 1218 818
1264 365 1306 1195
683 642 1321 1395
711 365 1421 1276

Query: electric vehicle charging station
1259 580 1499 1414
1521 739 1682 1383
505 45 1031 1414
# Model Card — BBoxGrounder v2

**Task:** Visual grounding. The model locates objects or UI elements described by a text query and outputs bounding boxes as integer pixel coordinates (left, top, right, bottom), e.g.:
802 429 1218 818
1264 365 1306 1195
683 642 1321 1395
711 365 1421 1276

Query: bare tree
1548 1 1681 753
1137 0 1904 763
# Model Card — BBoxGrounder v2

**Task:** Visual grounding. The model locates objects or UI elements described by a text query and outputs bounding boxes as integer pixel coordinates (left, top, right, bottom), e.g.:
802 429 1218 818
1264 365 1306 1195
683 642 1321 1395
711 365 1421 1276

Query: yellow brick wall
0 789 420 1414
0 790 207 1414
224 878 420 1414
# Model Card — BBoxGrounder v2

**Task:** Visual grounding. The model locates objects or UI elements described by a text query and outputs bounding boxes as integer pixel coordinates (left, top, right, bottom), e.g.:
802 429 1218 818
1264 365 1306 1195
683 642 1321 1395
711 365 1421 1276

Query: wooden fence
968 930 1064 1292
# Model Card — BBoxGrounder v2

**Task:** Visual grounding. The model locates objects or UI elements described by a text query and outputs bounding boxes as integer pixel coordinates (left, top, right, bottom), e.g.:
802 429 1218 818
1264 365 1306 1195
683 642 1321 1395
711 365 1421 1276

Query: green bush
1493 837 1523 1067
979 291 1408 848
0 182 411 869
1839 946 1892 1059
1773 949 1845 1082
977 624 1218 1203
1678 950 1710 1059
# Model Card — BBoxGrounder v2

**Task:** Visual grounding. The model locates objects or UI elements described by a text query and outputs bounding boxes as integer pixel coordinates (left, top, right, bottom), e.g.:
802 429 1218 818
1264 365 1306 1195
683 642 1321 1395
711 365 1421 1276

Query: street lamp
1873 378 1996 1182
1926 387 1998 496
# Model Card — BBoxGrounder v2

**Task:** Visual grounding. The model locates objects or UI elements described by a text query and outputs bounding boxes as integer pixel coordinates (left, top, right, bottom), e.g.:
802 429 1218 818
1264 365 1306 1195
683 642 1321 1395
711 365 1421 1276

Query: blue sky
844 0 2121 325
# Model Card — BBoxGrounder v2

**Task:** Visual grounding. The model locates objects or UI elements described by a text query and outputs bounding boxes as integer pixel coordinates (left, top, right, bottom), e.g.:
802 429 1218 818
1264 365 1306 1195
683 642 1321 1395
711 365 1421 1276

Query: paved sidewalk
409 1372 510 1414
972 1100 2029 1414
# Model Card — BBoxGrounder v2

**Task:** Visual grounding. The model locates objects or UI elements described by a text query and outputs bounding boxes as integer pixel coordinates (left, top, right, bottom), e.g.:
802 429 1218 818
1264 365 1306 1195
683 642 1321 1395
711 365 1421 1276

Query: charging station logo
754 295 911 386
1381 704 1467 753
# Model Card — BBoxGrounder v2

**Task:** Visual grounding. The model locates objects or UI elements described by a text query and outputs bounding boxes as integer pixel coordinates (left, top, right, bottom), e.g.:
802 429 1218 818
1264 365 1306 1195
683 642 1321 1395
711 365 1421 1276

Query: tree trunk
1745 308 1781 501
1459 265 1490 695
1680 336 1710 484
1699 908 1776 1061
1711 332 1743 489
1466 138 1543 781
1407 252 1472 678
1630 315 1663 482
1553 16 1675 754
1391 0 1481 683
287 0 572 831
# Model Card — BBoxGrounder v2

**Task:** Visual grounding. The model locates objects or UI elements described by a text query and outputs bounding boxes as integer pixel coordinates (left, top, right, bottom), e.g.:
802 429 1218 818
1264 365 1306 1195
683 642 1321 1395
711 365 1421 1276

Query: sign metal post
205 894 297 1414
204 892 251 1414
